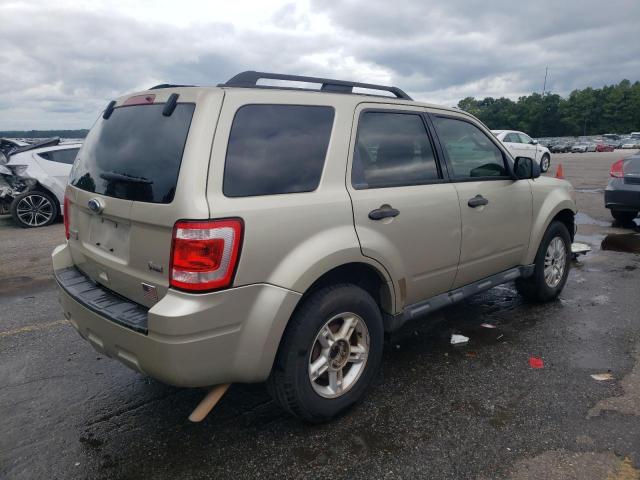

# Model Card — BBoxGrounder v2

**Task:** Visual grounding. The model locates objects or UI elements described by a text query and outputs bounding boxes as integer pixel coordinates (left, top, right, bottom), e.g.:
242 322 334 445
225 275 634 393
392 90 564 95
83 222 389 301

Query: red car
596 143 616 152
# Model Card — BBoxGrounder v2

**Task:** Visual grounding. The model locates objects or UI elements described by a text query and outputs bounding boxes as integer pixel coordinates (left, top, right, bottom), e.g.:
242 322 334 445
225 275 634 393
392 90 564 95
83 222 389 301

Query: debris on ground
450 334 469 345
529 356 544 369
480 323 497 329
591 373 614 381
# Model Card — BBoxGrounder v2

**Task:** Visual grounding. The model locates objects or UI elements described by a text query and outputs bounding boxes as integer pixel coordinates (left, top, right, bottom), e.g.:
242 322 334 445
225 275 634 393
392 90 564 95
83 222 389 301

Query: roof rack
219 71 412 100
149 84 194 90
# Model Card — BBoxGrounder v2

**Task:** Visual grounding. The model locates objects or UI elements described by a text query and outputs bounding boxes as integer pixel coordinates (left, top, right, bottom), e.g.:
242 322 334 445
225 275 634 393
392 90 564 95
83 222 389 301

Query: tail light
63 188 70 240
610 159 624 178
170 219 243 292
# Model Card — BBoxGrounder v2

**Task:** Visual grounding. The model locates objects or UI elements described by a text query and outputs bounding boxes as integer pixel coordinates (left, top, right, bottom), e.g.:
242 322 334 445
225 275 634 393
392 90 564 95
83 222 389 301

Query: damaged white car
0 139 80 228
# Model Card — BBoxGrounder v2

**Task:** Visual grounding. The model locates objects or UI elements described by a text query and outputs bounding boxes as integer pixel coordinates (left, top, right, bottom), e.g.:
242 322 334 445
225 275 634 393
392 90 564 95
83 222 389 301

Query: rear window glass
39 148 79 164
70 103 195 203
223 104 334 197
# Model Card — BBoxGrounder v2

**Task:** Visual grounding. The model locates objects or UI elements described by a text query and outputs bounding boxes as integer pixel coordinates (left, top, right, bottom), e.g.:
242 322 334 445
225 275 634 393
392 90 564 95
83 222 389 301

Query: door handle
369 207 400 220
467 195 489 208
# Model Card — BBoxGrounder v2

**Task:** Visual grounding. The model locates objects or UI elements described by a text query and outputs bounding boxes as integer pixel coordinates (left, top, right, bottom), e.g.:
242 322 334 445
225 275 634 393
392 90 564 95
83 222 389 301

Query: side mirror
514 156 541 180
530 139 538 145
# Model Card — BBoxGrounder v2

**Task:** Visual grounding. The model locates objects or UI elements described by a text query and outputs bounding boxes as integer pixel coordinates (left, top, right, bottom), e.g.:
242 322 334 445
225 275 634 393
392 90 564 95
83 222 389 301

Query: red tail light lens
63 188 70 240
170 219 243 292
610 159 624 178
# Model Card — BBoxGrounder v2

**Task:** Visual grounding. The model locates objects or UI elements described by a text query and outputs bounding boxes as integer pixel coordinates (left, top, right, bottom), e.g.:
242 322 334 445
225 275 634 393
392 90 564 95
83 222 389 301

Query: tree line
3 79 640 140
458 79 640 138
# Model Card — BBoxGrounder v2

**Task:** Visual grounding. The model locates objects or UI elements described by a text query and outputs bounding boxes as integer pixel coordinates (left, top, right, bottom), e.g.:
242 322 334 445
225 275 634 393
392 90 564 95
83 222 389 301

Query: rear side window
39 148 79 164
223 104 334 197
352 111 440 189
432 116 508 179
70 103 195 203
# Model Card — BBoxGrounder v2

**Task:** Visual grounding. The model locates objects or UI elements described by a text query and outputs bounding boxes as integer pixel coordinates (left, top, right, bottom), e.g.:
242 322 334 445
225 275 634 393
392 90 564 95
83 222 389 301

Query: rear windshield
70 103 195 203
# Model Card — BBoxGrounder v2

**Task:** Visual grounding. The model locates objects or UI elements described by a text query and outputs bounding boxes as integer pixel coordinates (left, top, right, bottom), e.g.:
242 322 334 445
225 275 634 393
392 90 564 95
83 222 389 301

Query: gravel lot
1 150 639 479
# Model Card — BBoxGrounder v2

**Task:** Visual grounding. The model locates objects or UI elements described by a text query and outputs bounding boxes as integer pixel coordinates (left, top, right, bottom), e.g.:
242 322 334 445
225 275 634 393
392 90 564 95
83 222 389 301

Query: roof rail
149 84 194 90
219 71 412 100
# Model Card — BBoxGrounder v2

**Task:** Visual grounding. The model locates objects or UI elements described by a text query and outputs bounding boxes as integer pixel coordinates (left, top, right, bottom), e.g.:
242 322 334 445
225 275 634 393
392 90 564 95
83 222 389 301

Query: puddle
574 233 606 248
575 188 604 194
575 212 610 227
601 233 640 253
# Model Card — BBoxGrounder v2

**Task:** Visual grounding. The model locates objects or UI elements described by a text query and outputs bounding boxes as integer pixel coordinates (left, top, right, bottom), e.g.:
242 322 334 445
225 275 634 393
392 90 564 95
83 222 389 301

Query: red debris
529 356 544 369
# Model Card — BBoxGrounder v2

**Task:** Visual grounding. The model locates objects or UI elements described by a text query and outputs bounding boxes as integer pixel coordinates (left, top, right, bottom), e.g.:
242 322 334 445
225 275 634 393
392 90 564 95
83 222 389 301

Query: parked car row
0 138 80 227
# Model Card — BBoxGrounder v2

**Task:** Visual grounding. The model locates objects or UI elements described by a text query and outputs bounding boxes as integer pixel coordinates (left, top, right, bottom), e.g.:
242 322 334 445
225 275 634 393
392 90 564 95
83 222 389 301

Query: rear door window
69 103 195 203
223 104 334 197
352 111 440 189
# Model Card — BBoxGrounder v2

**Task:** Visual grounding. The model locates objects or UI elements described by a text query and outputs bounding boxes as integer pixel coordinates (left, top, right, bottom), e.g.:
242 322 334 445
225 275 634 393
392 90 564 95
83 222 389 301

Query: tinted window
40 148 79 164
433 117 507 178
504 133 520 143
69 103 195 203
352 112 439 189
223 104 334 197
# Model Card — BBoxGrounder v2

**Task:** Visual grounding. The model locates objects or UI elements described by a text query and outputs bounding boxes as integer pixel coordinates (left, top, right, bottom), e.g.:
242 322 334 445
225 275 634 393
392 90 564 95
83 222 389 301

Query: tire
10 190 59 228
540 154 551 173
515 221 571 302
611 210 638 224
267 284 384 422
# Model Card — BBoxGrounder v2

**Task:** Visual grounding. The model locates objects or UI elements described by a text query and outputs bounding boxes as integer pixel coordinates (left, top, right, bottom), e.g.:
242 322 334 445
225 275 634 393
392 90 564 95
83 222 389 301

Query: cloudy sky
2 0 639 130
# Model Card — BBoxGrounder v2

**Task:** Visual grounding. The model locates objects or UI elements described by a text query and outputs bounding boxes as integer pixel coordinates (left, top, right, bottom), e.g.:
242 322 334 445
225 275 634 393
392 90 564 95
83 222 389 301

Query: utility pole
542 66 548 97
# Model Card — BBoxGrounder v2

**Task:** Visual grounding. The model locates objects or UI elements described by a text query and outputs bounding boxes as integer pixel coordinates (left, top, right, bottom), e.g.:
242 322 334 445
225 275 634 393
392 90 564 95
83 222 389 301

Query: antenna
542 66 548 97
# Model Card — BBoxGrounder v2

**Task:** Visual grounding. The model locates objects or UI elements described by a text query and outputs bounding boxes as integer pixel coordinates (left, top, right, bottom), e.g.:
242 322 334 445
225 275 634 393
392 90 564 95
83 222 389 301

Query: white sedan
491 130 552 172
0 140 81 227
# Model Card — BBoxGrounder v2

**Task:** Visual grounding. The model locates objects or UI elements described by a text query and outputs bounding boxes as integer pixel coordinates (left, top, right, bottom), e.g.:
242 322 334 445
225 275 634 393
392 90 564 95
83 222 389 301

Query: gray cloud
1 0 639 129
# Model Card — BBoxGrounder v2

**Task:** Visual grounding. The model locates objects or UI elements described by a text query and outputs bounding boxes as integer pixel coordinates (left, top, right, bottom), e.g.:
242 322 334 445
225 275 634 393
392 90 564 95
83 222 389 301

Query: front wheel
267 284 384 422
10 190 59 228
516 221 571 302
540 154 551 173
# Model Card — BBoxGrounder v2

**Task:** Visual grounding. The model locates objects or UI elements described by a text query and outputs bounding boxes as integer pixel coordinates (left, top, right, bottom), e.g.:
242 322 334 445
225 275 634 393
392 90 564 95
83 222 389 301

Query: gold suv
53 71 576 422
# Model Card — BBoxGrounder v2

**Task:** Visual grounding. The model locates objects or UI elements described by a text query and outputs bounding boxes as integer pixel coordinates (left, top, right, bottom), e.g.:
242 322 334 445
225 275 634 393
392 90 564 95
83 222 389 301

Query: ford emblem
88 198 104 214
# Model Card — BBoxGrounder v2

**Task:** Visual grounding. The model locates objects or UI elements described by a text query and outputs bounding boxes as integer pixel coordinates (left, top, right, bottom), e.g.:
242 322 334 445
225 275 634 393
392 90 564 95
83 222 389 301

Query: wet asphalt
1 151 640 479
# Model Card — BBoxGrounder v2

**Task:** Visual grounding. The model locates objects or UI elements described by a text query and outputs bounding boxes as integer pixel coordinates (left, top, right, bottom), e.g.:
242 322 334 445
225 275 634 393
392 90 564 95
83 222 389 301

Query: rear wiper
99 171 153 184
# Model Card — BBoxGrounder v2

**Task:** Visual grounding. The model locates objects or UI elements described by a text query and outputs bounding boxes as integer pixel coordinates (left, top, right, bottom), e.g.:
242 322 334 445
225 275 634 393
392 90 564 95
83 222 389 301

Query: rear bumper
605 179 640 211
53 243 301 387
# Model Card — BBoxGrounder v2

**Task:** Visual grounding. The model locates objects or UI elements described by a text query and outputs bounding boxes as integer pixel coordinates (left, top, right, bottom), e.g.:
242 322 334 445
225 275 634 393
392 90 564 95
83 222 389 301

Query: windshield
70 103 195 203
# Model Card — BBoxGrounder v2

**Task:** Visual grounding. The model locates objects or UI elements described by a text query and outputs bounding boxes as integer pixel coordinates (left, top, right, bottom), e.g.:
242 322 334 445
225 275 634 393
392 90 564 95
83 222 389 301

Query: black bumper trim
55 267 149 334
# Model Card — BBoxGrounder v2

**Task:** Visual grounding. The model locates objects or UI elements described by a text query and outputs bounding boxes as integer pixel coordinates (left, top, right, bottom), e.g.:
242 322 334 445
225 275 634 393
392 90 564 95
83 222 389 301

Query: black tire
611 210 638 224
10 190 59 228
515 221 571 302
267 284 384 423
540 154 551 173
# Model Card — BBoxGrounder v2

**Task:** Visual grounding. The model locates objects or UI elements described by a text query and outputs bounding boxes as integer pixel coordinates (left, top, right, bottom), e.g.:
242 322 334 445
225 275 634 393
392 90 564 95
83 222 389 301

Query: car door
501 132 522 158
430 113 532 288
348 105 461 306
35 147 78 191
517 133 539 162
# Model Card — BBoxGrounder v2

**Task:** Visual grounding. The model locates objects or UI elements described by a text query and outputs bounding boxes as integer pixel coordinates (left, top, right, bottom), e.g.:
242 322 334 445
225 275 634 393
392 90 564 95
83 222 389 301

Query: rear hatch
65 88 223 307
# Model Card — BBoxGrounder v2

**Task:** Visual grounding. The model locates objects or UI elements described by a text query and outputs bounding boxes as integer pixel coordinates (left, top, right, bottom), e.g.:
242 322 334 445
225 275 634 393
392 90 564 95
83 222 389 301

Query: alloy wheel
308 312 370 399
16 193 54 227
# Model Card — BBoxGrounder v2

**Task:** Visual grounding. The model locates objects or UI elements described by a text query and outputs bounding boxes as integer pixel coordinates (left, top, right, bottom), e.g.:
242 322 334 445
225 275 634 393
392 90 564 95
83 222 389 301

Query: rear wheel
268 284 383 422
516 221 571 302
611 210 638 224
540 154 551 173
10 190 58 228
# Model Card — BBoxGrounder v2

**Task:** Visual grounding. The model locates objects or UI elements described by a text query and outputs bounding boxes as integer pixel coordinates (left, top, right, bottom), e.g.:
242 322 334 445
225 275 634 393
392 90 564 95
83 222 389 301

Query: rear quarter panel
205 90 396 307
